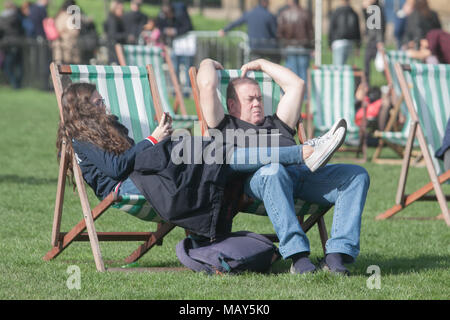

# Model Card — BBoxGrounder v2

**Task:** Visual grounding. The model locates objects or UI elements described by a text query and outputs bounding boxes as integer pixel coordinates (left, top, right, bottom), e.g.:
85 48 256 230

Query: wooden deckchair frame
376 63 450 226
115 44 188 117
43 63 178 271
188 66 329 254
306 65 368 163
372 48 422 165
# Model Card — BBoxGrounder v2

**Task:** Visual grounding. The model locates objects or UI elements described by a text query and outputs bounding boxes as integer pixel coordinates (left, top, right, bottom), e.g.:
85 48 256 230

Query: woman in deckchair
56 82 344 237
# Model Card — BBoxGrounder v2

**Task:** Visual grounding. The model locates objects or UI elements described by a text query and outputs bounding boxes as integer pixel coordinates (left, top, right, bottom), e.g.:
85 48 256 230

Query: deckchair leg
395 121 417 205
164 46 187 116
72 159 106 272
51 142 69 247
372 139 385 163
43 191 117 261
317 216 328 255
124 222 176 264
415 125 450 226
376 170 450 221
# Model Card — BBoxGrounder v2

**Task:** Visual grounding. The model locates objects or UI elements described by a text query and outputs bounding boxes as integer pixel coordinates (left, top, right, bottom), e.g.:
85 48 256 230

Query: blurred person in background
328 0 361 65
29 0 51 90
20 2 35 38
402 0 441 48
138 17 163 49
362 0 385 86
52 0 81 64
0 1 24 89
123 0 147 45
392 0 415 49
407 29 450 64
29 0 48 39
171 2 194 95
104 0 127 64
277 0 314 92
219 0 279 63
156 2 191 46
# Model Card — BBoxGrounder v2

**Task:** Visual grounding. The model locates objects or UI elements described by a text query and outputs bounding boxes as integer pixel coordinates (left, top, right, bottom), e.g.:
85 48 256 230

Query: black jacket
72 138 154 200
328 5 361 47
130 136 229 239
403 10 441 46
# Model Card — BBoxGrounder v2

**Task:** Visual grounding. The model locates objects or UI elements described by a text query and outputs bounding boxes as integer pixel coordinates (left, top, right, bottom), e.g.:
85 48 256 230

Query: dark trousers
364 41 378 86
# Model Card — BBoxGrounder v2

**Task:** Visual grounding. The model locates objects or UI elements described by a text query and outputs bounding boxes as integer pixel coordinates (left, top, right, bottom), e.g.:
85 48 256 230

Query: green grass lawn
0 86 449 300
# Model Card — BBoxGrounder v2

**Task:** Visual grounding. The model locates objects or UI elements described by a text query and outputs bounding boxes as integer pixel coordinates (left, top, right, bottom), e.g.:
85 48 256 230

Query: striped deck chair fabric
409 63 450 175
68 64 161 222
215 69 331 217
387 51 419 104
121 45 197 127
380 51 420 146
309 65 359 143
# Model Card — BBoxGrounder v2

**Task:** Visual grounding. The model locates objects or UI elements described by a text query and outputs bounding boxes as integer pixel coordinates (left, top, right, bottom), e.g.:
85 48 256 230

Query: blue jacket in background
223 5 277 49
72 138 154 200
435 118 450 160
28 3 47 38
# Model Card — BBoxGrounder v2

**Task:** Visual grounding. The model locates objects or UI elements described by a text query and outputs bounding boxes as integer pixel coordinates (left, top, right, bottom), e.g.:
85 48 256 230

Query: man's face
228 82 264 125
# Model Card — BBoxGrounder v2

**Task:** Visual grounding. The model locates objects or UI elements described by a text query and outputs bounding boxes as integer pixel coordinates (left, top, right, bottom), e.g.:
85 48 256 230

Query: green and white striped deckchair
308 65 367 160
377 63 450 226
189 67 332 251
44 63 176 272
116 44 197 130
372 51 421 163
386 51 419 103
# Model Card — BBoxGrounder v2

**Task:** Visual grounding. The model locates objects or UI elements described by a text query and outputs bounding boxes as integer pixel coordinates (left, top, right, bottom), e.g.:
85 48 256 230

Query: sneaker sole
316 124 348 171
306 127 346 172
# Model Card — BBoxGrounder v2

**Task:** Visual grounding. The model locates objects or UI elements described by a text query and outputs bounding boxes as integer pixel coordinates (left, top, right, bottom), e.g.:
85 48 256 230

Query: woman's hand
151 112 173 142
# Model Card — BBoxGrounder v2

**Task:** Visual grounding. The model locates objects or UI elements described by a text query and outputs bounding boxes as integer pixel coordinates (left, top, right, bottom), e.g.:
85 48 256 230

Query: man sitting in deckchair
196 58 370 275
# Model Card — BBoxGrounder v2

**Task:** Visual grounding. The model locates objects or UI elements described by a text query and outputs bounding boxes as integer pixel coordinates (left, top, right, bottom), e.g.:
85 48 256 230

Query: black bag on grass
176 231 280 275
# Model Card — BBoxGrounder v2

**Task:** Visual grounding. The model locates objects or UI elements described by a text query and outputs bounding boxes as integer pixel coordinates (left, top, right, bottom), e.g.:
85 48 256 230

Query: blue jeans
285 53 310 83
118 177 142 196
119 145 305 195
244 163 370 260
332 40 355 65
172 54 194 91
119 146 370 262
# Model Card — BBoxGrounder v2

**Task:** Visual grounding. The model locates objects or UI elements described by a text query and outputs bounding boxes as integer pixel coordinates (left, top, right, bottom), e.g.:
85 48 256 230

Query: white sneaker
304 127 346 172
304 119 347 147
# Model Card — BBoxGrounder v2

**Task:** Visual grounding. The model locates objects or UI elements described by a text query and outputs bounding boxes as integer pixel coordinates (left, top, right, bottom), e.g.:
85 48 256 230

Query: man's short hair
226 77 260 111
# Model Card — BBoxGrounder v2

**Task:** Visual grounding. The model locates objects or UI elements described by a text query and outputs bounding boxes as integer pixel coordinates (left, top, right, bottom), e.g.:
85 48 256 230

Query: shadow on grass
268 253 450 276
0 174 57 185
350 253 450 276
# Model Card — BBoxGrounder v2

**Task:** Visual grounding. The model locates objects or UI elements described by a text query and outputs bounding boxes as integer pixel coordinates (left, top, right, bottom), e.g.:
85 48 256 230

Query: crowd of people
0 0 449 91
220 0 449 87
0 0 193 90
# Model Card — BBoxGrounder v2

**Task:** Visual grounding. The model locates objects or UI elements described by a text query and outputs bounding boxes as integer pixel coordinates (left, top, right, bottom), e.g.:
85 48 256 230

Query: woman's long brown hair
56 82 133 184
415 0 432 17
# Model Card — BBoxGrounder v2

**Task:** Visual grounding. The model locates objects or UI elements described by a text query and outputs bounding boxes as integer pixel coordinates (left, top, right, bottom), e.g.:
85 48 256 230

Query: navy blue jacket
435 118 450 160
29 3 47 38
72 138 154 199
223 5 277 49
130 136 230 238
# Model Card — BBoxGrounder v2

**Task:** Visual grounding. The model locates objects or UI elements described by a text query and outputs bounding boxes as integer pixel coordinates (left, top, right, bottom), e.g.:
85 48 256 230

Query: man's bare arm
240 59 305 130
196 59 225 129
